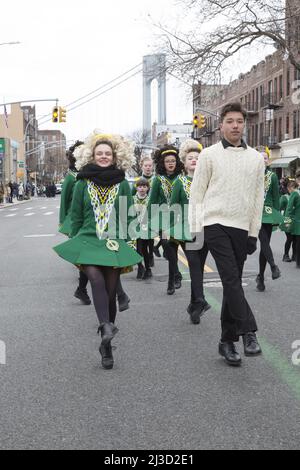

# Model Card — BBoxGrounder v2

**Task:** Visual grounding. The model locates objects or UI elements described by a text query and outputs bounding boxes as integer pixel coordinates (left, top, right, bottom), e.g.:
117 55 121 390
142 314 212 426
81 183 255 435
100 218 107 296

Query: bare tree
129 129 152 175
154 0 300 84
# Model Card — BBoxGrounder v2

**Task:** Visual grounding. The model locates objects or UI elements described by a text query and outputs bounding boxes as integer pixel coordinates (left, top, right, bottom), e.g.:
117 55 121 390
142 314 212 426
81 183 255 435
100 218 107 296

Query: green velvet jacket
59 170 77 236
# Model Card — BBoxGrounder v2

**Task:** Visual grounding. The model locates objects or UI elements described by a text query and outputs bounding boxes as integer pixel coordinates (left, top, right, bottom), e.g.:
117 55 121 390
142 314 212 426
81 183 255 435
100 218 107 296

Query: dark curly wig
66 140 84 170
153 145 184 177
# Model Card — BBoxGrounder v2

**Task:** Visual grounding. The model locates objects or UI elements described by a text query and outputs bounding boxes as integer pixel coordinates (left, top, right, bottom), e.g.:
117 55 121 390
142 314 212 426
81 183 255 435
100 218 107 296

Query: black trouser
205 225 258 343
183 241 209 304
162 239 181 281
137 239 151 270
259 223 276 276
83 266 121 325
148 239 154 260
296 235 300 267
285 233 297 258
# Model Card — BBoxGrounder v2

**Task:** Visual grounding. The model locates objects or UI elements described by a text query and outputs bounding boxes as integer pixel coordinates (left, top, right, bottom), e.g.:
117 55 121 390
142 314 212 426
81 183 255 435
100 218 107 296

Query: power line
37 63 142 124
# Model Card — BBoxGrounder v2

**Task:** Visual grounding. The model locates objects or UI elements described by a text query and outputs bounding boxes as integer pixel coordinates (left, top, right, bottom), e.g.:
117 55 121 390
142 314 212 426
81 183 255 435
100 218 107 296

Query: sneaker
74 287 92 305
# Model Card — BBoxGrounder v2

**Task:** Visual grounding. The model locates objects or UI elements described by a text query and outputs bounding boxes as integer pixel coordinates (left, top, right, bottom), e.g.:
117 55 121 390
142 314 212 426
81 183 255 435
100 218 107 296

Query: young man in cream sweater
189 102 265 367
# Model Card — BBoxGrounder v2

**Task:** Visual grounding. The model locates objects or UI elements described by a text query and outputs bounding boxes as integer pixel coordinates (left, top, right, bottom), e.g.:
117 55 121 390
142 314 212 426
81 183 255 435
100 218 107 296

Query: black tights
83 266 121 325
259 224 275 276
79 270 89 290
285 233 297 258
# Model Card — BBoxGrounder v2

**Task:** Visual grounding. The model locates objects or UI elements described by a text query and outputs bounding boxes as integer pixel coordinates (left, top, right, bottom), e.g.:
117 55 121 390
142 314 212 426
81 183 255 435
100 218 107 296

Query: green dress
59 170 77 236
168 175 193 242
279 194 290 233
54 179 142 268
286 191 300 236
148 174 178 236
262 170 283 225
133 194 151 240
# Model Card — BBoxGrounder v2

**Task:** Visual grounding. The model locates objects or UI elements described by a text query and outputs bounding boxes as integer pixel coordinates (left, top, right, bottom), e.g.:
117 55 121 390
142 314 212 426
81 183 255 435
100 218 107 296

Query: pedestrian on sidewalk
0 182 4 204
189 102 265 367
149 145 184 296
54 132 141 370
256 147 283 292
18 183 24 201
168 139 211 325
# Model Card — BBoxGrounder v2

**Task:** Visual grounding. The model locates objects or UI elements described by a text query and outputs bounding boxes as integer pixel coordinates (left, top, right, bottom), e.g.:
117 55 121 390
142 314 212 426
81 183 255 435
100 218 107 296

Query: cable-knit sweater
189 142 265 238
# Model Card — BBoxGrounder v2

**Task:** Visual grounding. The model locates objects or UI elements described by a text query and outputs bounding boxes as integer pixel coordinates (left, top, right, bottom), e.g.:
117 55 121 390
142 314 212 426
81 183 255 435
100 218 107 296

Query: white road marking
24 213 35 217
24 207 33 211
24 234 56 238
44 212 54 216
9 208 19 212
5 214 17 218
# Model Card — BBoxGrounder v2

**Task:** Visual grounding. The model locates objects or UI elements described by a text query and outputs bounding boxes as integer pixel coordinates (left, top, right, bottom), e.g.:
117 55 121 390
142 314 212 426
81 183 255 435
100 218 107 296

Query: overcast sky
1 0 193 143
1 0 274 144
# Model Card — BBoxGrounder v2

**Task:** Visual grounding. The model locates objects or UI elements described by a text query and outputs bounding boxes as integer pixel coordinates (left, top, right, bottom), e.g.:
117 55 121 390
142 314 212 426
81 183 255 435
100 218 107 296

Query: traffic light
199 114 206 129
59 107 67 123
193 113 206 129
52 106 59 123
193 114 200 128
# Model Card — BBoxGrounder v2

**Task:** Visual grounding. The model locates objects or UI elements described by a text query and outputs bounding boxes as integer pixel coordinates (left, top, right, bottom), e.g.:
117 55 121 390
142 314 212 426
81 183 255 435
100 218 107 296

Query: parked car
55 183 63 194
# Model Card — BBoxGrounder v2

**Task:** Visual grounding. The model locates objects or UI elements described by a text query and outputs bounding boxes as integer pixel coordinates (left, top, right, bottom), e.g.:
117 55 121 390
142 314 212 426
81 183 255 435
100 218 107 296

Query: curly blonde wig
179 139 203 163
74 130 135 172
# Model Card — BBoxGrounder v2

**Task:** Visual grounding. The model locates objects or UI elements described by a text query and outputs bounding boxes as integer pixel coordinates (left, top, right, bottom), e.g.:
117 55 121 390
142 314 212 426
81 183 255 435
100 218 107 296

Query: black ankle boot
167 279 175 295
271 265 281 280
98 323 119 346
142 268 153 280
137 264 146 280
74 287 92 305
256 275 266 292
118 293 130 312
99 342 114 370
188 300 211 324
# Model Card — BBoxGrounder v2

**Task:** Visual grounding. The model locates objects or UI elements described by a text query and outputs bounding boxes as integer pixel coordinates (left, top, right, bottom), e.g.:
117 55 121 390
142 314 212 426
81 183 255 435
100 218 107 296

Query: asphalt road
0 197 300 450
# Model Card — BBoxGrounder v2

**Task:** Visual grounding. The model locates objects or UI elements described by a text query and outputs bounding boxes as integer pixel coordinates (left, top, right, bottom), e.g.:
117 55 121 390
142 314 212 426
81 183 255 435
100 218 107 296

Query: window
279 75 283 100
286 115 290 137
287 69 290 96
274 77 278 101
260 122 264 145
260 85 264 108
278 118 282 142
274 119 277 139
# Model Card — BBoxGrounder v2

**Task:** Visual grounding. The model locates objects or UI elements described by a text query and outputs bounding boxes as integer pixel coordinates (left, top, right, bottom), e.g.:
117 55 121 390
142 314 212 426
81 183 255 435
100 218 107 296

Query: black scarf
77 164 125 187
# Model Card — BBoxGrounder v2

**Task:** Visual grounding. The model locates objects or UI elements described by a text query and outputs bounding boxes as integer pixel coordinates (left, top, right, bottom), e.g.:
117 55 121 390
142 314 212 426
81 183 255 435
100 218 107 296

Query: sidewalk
0 198 34 209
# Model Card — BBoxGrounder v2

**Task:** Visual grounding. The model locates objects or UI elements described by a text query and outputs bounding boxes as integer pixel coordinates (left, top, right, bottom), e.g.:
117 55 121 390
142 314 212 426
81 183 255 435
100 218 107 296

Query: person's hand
247 237 257 255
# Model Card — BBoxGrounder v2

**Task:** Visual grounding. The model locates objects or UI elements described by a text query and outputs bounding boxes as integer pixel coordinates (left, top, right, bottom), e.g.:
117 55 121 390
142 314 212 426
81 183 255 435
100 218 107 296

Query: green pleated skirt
53 234 142 268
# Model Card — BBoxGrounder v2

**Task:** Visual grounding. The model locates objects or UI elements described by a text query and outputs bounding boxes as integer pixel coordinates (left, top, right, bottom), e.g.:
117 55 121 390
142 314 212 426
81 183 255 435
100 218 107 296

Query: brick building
36 130 67 184
193 0 300 177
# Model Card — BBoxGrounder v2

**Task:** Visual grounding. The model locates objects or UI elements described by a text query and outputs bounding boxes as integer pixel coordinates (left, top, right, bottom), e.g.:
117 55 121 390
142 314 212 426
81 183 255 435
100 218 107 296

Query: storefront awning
270 157 299 169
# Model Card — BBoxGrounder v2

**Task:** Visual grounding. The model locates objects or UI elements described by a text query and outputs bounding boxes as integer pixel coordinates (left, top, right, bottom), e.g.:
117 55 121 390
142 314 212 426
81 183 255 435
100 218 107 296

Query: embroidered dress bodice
87 181 120 240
